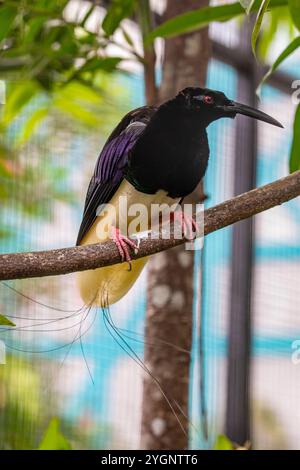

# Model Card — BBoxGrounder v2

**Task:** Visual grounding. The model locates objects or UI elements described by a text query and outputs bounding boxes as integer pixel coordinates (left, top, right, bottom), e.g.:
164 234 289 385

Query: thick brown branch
1 170 300 281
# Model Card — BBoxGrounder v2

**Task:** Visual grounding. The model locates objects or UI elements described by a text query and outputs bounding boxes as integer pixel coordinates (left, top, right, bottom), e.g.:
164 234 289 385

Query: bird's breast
126 119 209 198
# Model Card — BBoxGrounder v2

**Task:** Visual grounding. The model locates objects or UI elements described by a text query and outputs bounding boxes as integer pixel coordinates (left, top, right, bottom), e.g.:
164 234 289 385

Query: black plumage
76 86 282 306
77 87 282 246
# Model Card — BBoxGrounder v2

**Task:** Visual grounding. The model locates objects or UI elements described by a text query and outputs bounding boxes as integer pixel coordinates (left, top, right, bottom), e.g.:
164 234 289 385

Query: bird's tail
77 255 148 307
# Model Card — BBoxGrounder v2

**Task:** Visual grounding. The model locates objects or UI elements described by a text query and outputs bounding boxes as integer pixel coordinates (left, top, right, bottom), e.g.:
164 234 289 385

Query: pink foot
172 211 200 240
110 227 138 268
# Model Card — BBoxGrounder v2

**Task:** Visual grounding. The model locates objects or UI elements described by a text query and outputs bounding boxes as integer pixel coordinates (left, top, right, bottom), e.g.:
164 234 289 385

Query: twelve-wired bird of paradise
77 87 283 306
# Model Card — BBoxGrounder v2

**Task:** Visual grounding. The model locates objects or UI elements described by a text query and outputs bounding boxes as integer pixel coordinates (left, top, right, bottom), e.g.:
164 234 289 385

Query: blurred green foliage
213 433 251 450
0 356 42 449
259 36 300 91
38 417 72 450
0 0 129 137
0 355 111 449
258 5 296 58
0 0 122 89
102 0 137 36
214 434 234 450
146 0 286 42
251 0 271 56
0 0 130 239
0 314 15 326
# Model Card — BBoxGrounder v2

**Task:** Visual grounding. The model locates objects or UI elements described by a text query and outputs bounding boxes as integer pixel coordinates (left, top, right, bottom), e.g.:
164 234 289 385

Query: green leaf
80 3 95 27
146 0 287 42
23 16 48 44
252 0 271 57
257 6 290 60
18 107 49 145
102 0 136 36
38 417 72 450
79 56 122 74
121 27 134 47
288 0 300 30
60 81 103 104
147 3 243 41
214 434 234 450
289 103 300 172
258 36 300 92
0 5 17 42
53 96 100 126
3 81 39 126
0 314 16 327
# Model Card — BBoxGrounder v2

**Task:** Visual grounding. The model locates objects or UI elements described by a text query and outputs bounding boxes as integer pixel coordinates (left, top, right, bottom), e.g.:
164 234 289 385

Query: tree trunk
141 0 211 450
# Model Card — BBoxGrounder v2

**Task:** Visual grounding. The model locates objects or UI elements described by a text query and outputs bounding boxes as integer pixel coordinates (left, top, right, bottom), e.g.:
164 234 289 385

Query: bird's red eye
204 95 214 104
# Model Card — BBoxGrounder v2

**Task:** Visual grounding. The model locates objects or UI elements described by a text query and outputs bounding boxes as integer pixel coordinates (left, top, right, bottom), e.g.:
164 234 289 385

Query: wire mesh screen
0 19 298 450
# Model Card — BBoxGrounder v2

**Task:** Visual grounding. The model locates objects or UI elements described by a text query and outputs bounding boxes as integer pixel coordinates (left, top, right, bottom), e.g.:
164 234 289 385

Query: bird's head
176 87 283 128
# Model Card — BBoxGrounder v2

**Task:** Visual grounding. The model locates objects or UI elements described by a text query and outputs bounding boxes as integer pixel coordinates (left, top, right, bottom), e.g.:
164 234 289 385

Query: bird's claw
110 227 139 270
173 211 200 240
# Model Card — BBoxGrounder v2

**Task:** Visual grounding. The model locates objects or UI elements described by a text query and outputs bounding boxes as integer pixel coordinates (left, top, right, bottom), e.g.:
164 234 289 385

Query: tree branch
1 170 300 281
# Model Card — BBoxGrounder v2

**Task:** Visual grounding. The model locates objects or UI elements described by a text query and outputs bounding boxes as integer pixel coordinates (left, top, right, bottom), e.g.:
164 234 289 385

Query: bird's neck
158 99 208 135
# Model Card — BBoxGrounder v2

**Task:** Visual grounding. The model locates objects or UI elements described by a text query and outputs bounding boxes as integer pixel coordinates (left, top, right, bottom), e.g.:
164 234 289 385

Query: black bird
77 87 282 306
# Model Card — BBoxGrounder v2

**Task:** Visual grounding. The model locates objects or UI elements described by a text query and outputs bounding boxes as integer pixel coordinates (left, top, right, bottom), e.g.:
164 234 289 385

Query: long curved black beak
222 101 283 128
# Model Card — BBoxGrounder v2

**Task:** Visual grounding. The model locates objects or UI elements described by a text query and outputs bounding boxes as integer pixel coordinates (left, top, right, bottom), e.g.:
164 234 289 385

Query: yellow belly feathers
77 180 178 306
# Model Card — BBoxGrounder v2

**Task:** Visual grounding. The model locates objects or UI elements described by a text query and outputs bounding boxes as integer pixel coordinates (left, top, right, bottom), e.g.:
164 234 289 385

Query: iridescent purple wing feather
76 106 156 245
